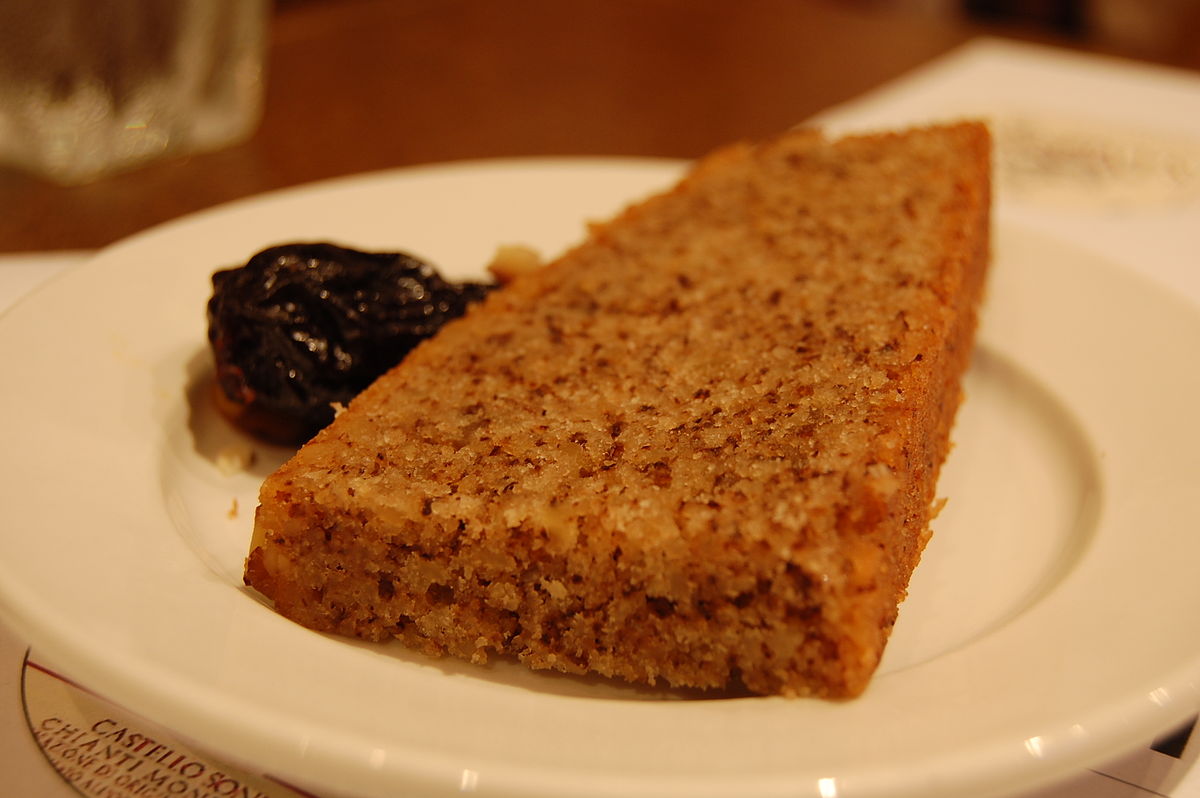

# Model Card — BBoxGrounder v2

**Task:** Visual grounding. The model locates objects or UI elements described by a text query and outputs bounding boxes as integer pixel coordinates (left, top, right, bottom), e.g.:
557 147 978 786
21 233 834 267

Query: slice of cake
245 122 991 698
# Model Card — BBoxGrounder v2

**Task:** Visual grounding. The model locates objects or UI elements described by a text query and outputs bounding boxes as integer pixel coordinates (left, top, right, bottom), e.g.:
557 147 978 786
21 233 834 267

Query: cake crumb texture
245 122 991 698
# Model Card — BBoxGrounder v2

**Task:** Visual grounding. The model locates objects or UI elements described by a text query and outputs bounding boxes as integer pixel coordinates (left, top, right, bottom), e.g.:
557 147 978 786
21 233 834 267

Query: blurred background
1 0 1197 253
869 0 1200 63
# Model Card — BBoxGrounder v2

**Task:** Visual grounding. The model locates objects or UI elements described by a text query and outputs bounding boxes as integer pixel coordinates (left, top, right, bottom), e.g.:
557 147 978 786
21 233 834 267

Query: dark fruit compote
207 242 493 445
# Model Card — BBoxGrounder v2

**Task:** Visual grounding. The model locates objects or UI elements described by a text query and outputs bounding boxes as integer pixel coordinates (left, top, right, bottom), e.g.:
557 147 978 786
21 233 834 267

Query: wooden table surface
1 0 1194 254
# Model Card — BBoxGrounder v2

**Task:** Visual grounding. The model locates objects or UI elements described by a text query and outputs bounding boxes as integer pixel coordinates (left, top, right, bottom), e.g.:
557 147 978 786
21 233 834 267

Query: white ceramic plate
0 159 1197 798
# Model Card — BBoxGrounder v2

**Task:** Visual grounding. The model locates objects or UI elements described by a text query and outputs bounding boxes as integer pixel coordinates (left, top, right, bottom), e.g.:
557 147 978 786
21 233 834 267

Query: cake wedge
244 122 991 698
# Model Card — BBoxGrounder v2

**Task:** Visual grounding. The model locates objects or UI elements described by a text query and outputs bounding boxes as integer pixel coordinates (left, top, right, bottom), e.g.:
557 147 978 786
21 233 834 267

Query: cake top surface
270 122 991 564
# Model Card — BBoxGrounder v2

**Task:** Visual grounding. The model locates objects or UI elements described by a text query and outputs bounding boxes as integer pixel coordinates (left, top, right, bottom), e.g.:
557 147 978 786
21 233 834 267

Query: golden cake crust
245 121 991 697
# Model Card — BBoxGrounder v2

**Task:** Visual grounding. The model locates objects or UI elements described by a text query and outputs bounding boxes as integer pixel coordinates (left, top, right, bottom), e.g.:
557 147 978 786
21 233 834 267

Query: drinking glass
0 0 269 184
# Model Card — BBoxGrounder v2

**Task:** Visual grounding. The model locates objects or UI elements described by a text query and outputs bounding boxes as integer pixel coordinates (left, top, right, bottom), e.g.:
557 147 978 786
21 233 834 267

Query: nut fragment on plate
486 244 545 283
215 441 255 475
